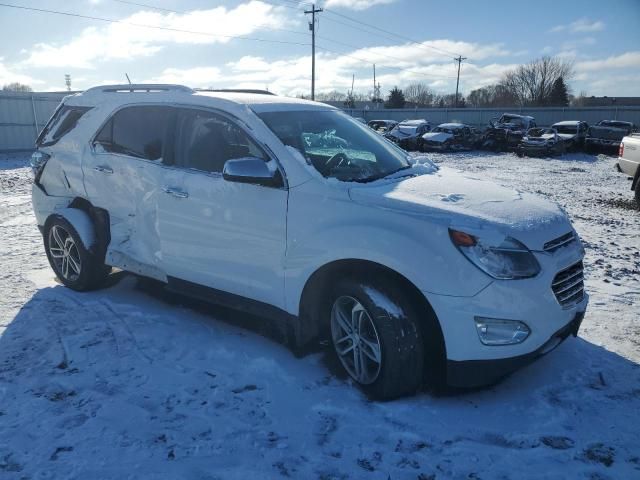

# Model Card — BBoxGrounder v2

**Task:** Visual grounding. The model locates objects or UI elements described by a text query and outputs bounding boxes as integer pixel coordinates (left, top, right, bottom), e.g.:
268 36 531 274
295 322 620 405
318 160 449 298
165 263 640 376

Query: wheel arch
48 197 111 261
297 258 446 359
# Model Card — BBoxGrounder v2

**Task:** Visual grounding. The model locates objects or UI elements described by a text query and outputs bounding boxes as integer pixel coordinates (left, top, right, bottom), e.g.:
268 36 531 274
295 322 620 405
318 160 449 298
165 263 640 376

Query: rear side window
93 106 174 161
37 106 92 147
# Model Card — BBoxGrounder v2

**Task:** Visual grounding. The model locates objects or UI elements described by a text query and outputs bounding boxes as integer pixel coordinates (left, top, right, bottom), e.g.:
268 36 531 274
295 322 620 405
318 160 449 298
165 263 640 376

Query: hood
523 134 555 143
422 132 453 143
557 133 576 140
390 126 418 138
348 167 572 251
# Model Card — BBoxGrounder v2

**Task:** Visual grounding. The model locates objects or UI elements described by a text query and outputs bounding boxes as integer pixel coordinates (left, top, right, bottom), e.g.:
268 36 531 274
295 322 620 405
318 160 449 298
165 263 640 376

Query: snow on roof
552 121 581 126
437 123 465 128
399 119 429 125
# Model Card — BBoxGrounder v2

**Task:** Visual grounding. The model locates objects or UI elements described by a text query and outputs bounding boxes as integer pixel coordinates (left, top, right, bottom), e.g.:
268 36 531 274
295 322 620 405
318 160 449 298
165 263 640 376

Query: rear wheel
635 179 640 209
44 214 110 291
328 277 426 399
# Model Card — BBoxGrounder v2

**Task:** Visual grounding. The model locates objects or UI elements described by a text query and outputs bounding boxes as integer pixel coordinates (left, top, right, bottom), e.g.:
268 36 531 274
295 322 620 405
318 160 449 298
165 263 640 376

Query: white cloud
144 67 223 86
550 18 605 34
323 0 397 10
0 58 43 87
21 1 291 69
575 51 640 71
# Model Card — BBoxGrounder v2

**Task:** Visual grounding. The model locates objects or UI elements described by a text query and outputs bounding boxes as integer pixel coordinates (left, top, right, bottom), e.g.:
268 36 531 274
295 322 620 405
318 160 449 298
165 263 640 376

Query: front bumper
446 310 584 387
424 242 588 387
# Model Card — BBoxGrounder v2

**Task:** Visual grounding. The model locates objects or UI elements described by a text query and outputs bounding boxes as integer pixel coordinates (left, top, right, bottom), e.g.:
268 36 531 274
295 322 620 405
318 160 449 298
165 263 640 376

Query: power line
323 8 462 59
0 2 310 46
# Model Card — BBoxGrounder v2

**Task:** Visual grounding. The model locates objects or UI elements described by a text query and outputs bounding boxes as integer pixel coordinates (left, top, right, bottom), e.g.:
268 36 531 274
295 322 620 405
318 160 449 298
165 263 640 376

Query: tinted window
37 106 92 147
174 109 267 173
94 106 174 161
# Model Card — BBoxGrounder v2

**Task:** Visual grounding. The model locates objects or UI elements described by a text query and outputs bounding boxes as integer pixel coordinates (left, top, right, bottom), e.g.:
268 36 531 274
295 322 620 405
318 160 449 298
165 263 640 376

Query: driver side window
172 109 267 173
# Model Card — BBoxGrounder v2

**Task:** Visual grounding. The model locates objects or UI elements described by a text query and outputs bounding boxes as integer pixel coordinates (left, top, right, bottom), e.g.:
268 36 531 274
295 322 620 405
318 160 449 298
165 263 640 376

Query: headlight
449 229 541 279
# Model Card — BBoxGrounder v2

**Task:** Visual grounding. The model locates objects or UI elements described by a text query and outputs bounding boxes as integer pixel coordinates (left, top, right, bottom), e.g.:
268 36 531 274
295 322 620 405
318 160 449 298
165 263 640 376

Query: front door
156 107 288 309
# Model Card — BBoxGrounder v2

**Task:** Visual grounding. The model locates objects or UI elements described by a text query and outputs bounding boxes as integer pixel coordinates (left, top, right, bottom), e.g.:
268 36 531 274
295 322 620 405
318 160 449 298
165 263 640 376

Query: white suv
31 84 588 399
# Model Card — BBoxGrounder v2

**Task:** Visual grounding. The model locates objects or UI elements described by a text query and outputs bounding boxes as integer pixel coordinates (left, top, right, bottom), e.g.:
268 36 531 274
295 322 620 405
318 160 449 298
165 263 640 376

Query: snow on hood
557 133 577 140
348 167 572 250
422 132 453 143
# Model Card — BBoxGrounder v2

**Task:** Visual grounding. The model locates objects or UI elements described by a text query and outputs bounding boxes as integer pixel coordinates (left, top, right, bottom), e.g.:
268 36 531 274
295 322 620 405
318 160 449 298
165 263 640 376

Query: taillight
30 150 50 183
619 143 624 158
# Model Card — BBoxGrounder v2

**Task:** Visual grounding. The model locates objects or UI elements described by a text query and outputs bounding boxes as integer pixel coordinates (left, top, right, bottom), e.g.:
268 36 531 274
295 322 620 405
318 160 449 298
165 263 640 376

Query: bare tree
499 56 574 106
2 82 33 92
315 90 347 102
404 83 434 107
466 84 519 107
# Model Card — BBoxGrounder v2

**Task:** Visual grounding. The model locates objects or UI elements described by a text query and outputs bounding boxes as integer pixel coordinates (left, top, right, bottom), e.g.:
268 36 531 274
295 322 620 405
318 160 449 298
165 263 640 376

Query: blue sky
0 0 638 97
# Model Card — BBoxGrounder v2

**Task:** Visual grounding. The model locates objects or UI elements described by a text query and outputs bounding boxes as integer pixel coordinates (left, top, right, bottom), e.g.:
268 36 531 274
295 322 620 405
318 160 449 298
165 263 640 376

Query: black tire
635 180 640 209
44 213 110 291
328 277 428 399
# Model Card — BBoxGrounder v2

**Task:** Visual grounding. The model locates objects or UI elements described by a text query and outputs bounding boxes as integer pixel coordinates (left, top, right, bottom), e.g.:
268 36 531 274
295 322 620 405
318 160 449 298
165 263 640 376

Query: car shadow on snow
1 273 639 478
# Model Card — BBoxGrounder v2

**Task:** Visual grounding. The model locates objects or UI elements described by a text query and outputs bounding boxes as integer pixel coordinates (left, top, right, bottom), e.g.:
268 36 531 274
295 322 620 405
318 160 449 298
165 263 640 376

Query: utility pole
454 55 467 108
305 3 323 101
373 64 376 102
64 74 71 92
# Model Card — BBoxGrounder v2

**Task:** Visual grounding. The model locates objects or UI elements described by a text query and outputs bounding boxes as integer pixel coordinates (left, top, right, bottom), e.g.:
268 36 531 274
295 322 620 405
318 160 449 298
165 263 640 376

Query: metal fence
0 91 69 152
343 106 640 128
1 90 640 153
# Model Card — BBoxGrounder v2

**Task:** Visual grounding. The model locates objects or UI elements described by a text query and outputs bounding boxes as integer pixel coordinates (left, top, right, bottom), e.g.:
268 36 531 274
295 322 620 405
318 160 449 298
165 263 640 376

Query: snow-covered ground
0 151 638 479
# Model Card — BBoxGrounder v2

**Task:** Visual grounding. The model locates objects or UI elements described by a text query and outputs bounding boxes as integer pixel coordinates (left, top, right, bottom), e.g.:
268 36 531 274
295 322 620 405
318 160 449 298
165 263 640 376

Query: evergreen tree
548 77 569 106
385 87 406 109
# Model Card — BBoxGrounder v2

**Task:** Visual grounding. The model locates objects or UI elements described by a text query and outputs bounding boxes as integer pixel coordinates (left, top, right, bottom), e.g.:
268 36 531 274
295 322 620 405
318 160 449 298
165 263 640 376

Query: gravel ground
0 151 638 480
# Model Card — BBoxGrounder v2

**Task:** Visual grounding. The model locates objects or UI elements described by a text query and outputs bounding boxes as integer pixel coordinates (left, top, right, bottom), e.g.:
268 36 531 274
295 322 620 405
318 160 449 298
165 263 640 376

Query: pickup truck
587 120 636 152
618 134 640 206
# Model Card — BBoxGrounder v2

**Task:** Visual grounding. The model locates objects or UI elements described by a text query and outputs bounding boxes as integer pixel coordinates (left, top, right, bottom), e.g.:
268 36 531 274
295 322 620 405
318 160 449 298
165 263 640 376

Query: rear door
156 107 288 308
84 105 175 270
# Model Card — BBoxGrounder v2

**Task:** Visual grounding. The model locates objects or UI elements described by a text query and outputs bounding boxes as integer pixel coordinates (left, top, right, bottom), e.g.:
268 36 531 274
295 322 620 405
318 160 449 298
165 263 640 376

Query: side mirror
222 157 281 187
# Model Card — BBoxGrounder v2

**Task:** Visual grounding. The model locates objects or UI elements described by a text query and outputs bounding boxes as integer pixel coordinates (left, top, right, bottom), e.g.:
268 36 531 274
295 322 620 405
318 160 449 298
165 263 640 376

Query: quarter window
37 106 92 147
173 109 267 173
93 106 174 161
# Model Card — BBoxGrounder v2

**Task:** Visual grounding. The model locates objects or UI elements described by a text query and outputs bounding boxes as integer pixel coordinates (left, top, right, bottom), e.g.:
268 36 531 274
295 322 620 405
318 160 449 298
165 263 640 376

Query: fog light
474 317 530 346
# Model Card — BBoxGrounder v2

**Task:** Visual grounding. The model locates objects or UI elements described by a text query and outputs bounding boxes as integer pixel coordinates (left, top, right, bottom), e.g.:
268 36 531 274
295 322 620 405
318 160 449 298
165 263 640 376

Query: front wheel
44 214 110 291
329 278 426 399
635 180 640 209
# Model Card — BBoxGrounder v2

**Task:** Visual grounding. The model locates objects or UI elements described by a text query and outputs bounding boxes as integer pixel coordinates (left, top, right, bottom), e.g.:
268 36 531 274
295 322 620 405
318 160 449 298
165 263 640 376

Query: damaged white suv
31 84 588 399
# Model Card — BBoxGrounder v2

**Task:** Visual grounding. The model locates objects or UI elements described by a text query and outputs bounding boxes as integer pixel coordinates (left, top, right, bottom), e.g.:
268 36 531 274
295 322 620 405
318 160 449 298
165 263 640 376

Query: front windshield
433 127 453 134
554 125 577 134
258 110 410 182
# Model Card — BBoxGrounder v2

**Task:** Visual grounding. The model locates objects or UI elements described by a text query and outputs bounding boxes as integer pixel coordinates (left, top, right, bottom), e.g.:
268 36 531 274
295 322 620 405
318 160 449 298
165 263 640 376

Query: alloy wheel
48 225 82 281
331 295 382 385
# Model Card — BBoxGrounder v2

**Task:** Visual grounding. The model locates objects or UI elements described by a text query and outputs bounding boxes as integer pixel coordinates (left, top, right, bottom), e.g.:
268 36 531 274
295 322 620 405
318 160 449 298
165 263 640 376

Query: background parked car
551 121 589 151
586 120 636 152
420 123 481 152
517 127 566 157
367 119 398 134
482 113 537 151
384 119 431 150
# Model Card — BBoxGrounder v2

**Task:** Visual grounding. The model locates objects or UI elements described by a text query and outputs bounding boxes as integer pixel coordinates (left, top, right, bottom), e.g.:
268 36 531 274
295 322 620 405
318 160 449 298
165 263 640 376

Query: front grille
544 232 576 252
552 261 584 307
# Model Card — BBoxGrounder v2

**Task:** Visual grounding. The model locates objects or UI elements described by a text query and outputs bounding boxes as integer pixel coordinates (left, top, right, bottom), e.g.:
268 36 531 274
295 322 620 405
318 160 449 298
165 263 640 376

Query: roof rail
196 89 276 96
83 84 194 95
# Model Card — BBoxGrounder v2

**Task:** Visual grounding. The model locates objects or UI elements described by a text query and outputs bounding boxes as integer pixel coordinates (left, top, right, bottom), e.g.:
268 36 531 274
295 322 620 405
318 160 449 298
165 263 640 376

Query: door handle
93 165 113 174
163 187 189 198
